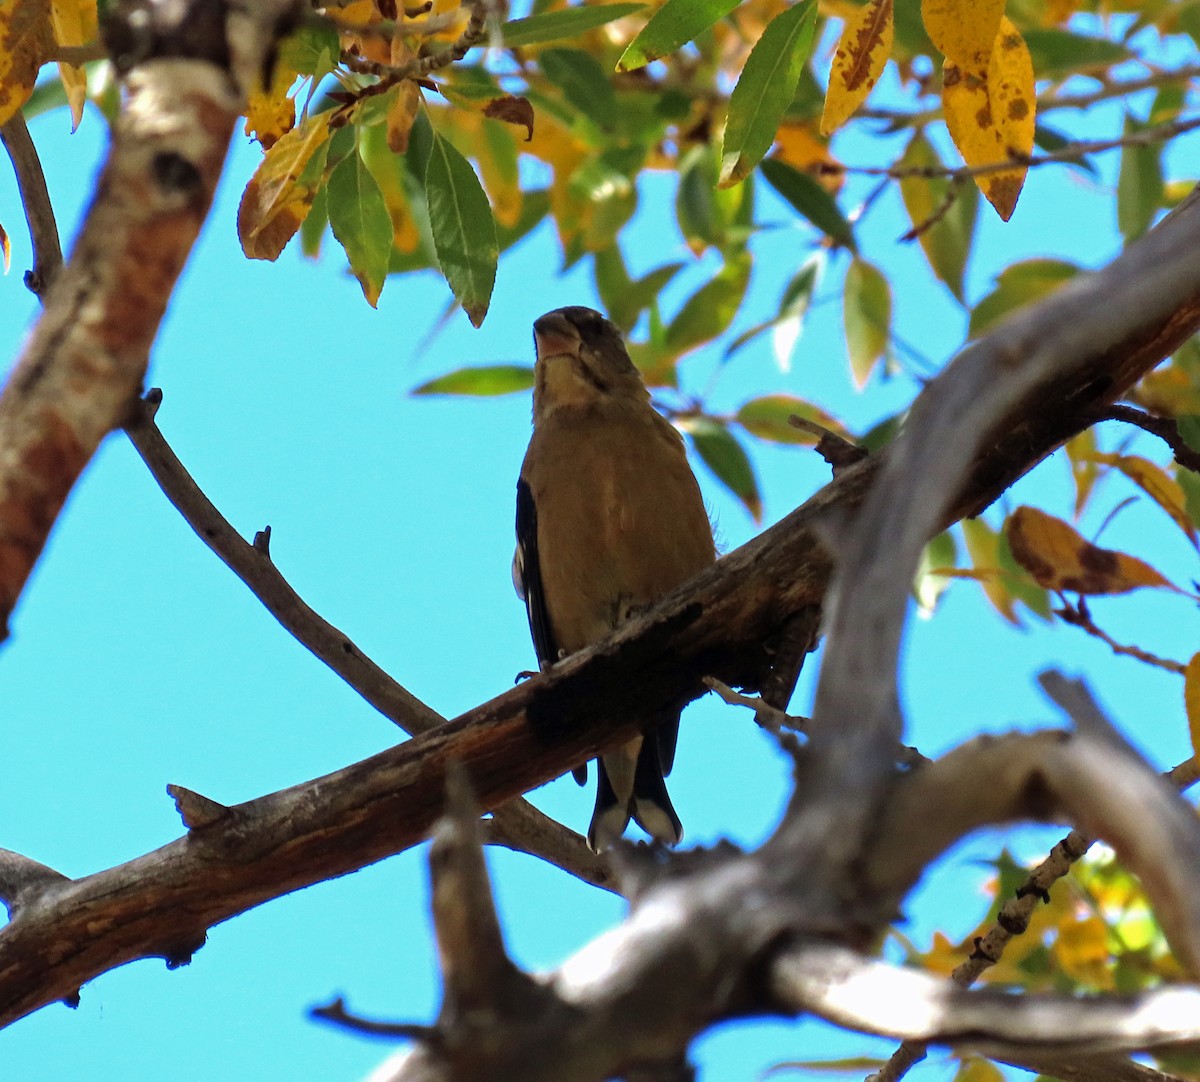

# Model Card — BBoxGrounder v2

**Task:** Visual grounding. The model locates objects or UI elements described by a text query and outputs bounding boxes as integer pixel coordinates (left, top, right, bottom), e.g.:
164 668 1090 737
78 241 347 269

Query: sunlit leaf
953 1057 1006 1082
916 529 958 616
49 0 95 131
245 62 296 150
1081 452 1197 548
719 0 817 188
898 132 977 301
327 146 393 307
962 517 1019 624
843 257 891 386
760 157 855 251
425 130 498 326
969 258 1079 337
921 0 1002 70
618 0 739 71
942 18 1035 222
1006 506 1179 595
277 19 340 77
237 112 332 261
0 0 54 127
734 395 849 445
387 80 422 154
820 0 893 135
502 3 644 47
412 365 535 396
680 417 762 522
1186 652 1200 764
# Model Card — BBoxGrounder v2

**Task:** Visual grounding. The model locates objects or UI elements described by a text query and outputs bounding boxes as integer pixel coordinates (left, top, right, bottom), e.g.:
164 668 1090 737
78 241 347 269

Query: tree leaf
734 395 849 445
921 0 1002 70
425 130 498 326
412 365 535 396
1185 653 1200 764
540 48 617 131
238 112 332 261
969 257 1078 337
760 157 855 251
1021 28 1129 79
680 417 762 522
898 131 976 301
0 0 55 127
664 255 751 355
618 0 740 72
1117 114 1163 243
719 0 817 188
1006 506 1179 595
820 0 894 135
843 257 891 386
942 17 1034 222
725 253 822 366
1082 452 1198 549
501 3 644 47
327 146 393 307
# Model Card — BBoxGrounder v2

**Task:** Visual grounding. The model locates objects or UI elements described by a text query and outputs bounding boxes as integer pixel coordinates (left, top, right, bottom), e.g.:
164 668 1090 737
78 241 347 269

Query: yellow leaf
49 0 95 130
820 0 893 136
1065 430 1100 519
1006 505 1179 596
1082 452 1198 549
954 1058 1006 1082
942 18 1034 221
244 63 296 150
1185 652 1200 762
773 122 842 192
921 0 1002 71
0 0 54 128
387 78 421 154
961 517 1018 623
237 113 331 260
1052 915 1113 989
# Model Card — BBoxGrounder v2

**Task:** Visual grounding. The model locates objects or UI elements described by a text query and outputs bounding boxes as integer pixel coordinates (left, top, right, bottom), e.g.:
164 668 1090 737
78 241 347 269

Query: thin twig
1056 597 1186 676
338 0 491 82
1100 405 1200 474
823 114 1200 184
0 112 62 300
310 996 437 1041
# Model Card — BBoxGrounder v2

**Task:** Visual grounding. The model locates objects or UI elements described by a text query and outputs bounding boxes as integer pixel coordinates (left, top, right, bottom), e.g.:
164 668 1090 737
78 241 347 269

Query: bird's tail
586 725 683 851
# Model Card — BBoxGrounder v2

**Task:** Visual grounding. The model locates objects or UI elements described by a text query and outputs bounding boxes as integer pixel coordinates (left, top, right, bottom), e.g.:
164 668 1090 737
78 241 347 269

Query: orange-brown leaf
483 94 534 142
0 0 54 127
387 79 422 153
1185 652 1200 764
1006 506 1177 595
820 0 893 136
237 113 331 260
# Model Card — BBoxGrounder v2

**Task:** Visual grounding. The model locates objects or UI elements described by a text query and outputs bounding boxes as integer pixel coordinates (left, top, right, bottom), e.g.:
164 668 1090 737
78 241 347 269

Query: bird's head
532 307 650 418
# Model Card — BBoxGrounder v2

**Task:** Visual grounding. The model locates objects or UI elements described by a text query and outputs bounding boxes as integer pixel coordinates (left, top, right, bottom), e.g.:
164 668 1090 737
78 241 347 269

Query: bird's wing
517 478 588 785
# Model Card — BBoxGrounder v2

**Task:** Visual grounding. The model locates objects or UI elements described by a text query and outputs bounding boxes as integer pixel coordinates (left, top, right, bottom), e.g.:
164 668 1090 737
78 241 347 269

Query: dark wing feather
516 478 587 786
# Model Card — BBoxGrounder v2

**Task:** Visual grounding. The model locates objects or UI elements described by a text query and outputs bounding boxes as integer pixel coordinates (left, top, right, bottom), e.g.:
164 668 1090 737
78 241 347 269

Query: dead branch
0 112 62 299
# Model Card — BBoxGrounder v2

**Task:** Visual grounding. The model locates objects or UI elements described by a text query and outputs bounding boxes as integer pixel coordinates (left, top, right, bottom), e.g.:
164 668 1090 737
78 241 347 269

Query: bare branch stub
0 113 63 299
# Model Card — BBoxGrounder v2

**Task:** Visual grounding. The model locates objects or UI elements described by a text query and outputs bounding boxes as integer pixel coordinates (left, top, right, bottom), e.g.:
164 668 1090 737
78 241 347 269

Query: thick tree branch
0 0 302 639
2 181 1200 1050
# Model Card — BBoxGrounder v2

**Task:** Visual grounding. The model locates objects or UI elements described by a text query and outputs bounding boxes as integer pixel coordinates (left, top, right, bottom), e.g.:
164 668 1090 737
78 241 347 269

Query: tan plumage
514 306 715 849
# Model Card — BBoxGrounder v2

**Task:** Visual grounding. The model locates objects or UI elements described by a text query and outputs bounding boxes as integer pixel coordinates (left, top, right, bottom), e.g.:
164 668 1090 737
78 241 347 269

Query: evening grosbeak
513 306 716 850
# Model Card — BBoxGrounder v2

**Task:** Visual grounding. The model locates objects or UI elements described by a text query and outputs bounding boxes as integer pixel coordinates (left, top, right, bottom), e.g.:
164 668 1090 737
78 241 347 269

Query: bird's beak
533 312 581 361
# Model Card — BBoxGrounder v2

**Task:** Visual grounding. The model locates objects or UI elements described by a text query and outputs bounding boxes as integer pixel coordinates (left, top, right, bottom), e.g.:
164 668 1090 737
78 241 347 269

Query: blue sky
1 40 1199 1082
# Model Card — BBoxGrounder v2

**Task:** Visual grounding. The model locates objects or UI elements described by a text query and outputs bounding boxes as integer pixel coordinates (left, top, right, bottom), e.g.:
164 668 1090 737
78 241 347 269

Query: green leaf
327 148 393 307
595 248 684 332
897 132 976 301
719 0 817 187
1177 416 1200 456
1033 123 1097 176
725 253 821 364
675 144 724 253
665 254 751 355
277 21 340 78
915 529 957 616
412 365 535 396
969 258 1079 337
501 3 644 46
760 156 855 251
299 182 328 258
1177 466 1200 531
497 188 550 252
681 418 762 521
618 0 741 71
425 131 498 327
540 48 618 130
1021 29 1130 80
735 395 846 445
1117 114 1163 243
843 257 891 386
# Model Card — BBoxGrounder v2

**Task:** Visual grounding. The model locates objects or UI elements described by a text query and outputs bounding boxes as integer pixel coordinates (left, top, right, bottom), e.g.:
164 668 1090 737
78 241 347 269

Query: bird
513 305 716 850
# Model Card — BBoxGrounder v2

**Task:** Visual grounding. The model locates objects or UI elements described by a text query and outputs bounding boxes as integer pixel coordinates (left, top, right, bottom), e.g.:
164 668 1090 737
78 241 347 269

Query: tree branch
0 112 62 299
